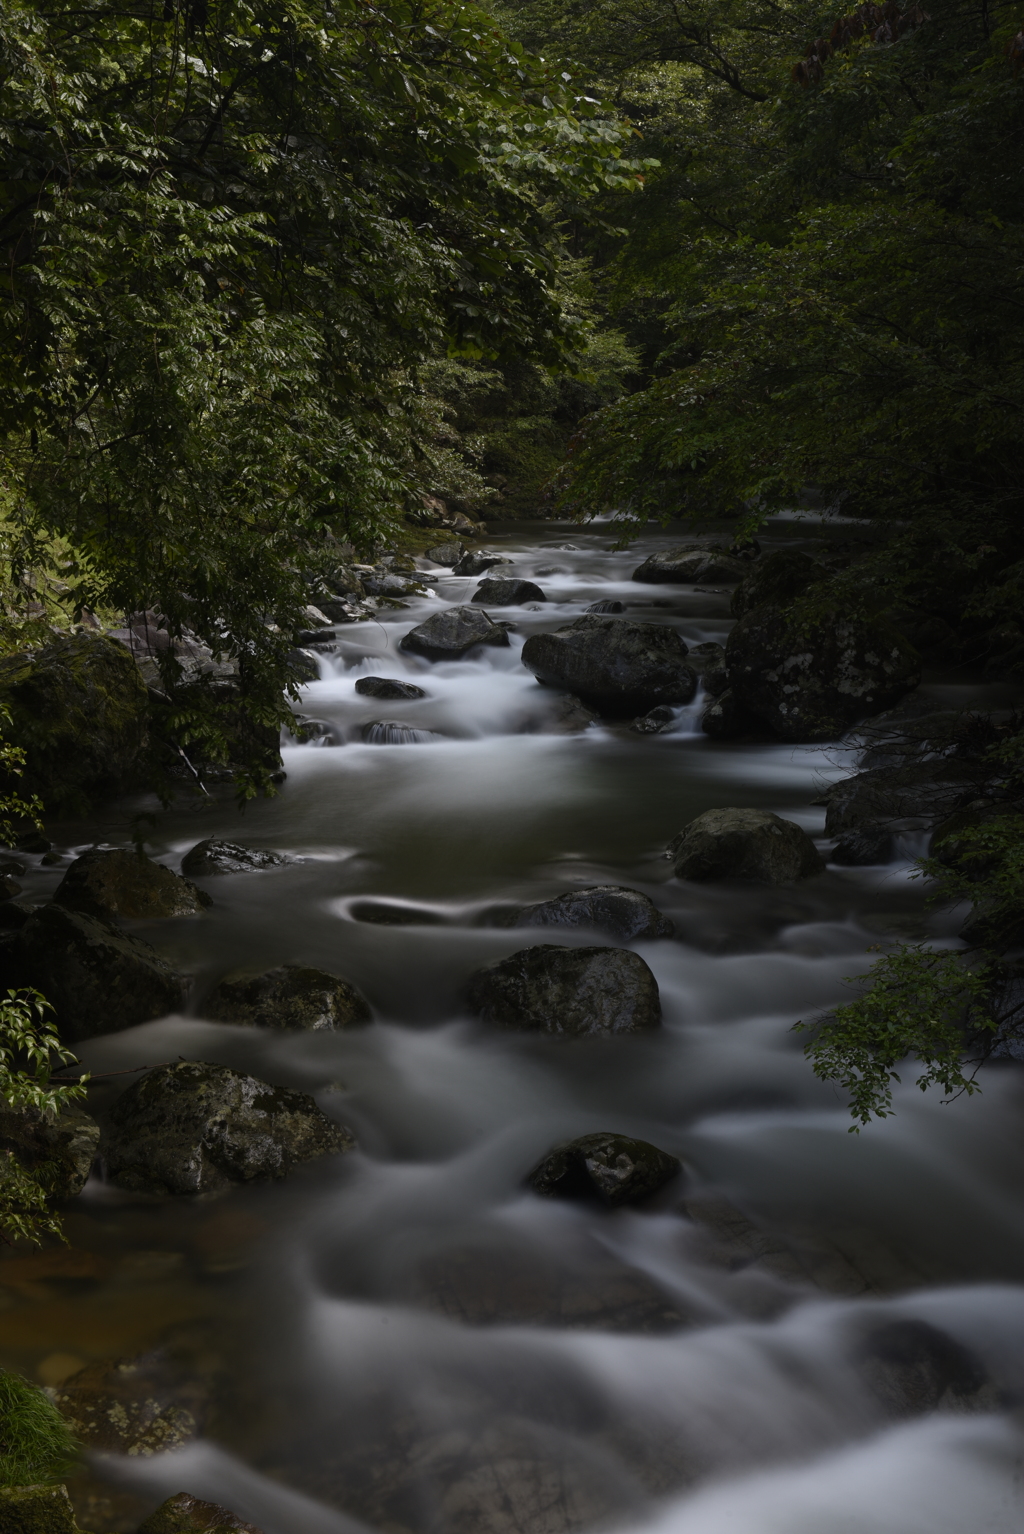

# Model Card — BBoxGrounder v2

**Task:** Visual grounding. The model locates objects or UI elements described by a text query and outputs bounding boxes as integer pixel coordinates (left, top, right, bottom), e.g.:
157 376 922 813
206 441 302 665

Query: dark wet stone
586 599 624 614
425 543 464 567
822 760 978 839
0 857 27 877
727 607 920 742
205 965 371 1030
285 648 319 684
0 872 21 899
630 705 676 734
350 900 447 926
854 1319 996 1417
53 848 210 921
471 578 545 606
137 1493 264 1534
632 546 745 584
670 808 824 884
180 840 292 878
512 885 673 941
831 828 894 865
399 606 510 662
0 1484 77 1534
101 1061 355 1195
521 617 696 715
729 549 825 618
542 694 599 734
0 1102 99 1199
354 676 427 700
18 904 190 1042
54 1354 205 1457
0 902 30 930
466 944 661 1036
451 551 513 577
528 1133 682 1206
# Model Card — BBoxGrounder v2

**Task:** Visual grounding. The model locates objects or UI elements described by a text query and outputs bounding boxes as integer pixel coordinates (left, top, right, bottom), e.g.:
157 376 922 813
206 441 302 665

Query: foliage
0 1369 79 1485
0 989 88 1246
0 705 41 847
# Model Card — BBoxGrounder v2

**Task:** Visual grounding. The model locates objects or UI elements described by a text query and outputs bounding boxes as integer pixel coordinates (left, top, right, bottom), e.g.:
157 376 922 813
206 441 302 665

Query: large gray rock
180 840 292 877
632 546 745 584
101 1061 354 1195
471 578 545 606
521 617 696 715
452 550 512 577
52 848 210 920
726 608 920 741
354 676 426 700
137 1493 264 1534
730 549 825 618
466 945 661 1037
400 606 510 662
204 965 371 1030
528 1133 681 1206
512 886 673 941
670 808 824 884
18 904 190 1042
0 1102 99 1199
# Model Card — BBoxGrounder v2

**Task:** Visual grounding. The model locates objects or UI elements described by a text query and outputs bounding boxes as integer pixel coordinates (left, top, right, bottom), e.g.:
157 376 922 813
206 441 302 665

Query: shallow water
5 518 1024 1534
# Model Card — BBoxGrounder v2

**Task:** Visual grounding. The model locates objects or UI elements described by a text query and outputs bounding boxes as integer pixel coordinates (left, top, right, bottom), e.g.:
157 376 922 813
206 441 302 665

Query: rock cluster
466 944 661 1036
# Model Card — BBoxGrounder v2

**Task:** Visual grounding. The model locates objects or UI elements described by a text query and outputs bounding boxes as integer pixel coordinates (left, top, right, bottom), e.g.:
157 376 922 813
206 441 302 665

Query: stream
4 518 1024 1534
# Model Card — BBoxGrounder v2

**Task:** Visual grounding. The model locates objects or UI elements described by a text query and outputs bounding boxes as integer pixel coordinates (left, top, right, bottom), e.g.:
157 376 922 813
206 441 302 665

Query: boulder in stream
52 848 210 920
521 617 696 715
853 1318 997 1417
204 965 371 1030
528 1133 682 1206
425 543 464 567
452 550 513 577
0 1101 99 1199
727 608 920 741
17 904 190 1041
471 578 545 606
400 606 510 662
138 1493 265 1534
354 676 427 700
512 886 673 941
466 944 661 1036
632 546 745 584
101 1061 354 1195
670 808 824 884
729 549 826 618
180 840 293 878
630 705 676 734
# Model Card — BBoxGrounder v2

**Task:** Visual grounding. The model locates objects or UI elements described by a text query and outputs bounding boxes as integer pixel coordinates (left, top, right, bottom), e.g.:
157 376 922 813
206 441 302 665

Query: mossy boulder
729 549 825 618
466 945 661 1037
0 1103 99 1200
670 808 823 884
52 849 210 920
0 633 148 814
0 1484 77 1534
203 965 371 1030
17 904 190 1042
137 1492 265 1533
528 1133 682 1206
100 1061 355 1194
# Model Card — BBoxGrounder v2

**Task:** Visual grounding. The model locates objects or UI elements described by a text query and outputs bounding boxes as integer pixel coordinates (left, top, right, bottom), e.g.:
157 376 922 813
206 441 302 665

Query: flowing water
4 519 1024 1534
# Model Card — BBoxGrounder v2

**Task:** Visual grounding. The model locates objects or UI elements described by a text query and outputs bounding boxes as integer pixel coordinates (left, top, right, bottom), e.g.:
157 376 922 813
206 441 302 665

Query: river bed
3 518 1024 1534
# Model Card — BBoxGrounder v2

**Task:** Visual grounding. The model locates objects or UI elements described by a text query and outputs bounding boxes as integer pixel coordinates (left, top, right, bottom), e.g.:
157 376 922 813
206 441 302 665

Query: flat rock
399 606 510 662
670 808 824 884
354 676 427 700
528 1133 682 1206
18 904 190 1042
52 848 210 920
512 886 673 941
101 1061 355 1195
727 607 920 741
0 1483 77 1534
451 551 512 577
0 1102 99 1199
521 617 696 715
471 578 545 605
730 549 825 618
632 546 745 584
466 944 661 1036
137 1493 264 1534
204 965 371 1030
180 840 292 878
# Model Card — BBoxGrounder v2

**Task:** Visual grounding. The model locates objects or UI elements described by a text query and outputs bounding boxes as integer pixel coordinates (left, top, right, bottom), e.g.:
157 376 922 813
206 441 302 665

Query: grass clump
0 1369 78 1485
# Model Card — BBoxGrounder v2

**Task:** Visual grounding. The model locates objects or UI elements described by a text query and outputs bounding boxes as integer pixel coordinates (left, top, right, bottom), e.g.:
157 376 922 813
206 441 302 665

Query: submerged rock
0 633 149 814
354 676 427 700
137 1493 265 1534
204 965 371 1030
512 886 673 941
521 617 696 715
632 546 744 585
400 606 510 662
730 549 825 618
452 550 513 577
727 608 920 741
54 1354 205 1457
52 848 210 921
18 904 190 1042
528 1133 681 1206
670 808 824 884
466 944 661 1036
0 1484 77 1534
180 840 292 878
0 1102 99 1199
854 1318 997 1417
101 1061 354 1195
471 578 545 606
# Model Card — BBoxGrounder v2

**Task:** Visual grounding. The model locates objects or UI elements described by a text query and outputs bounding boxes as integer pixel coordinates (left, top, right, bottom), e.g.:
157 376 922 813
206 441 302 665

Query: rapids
5 518 1024 1534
